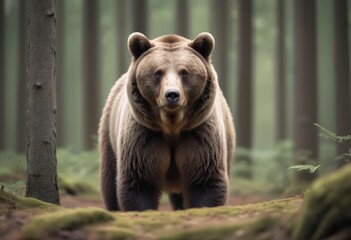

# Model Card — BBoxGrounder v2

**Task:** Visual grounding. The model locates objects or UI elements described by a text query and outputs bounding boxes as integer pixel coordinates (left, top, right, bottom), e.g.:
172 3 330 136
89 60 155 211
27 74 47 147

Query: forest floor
0 191 302 240
1 151 351 240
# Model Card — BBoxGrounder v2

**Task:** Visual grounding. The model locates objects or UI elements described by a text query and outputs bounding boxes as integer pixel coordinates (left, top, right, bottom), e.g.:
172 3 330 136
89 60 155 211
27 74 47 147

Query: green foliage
288 124 351 174
56 148 100 196
0 151 27 196
231 141 293 196
58 175 98 196
314 123 351 143
0 180 25 195
0 151 26 176
315 123 351 165
288 165 320 173
0 149 101 197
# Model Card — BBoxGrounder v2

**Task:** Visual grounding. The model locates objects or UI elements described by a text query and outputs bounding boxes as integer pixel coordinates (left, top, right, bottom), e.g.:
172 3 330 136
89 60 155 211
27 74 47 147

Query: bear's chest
163 147 183 193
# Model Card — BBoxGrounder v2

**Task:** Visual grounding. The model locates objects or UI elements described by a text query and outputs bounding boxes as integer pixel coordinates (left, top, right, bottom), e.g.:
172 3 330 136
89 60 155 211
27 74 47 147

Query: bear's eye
154 70 163 82
180 69 189 80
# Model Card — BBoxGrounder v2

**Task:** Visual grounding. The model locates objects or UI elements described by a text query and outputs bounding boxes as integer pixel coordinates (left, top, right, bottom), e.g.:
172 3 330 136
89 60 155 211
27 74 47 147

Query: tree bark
132 0 148 34
26 0 60 204
56 0 65 147
0 0 4 150
236 0 253 178
83 0 99 150
276 0 286 142
211 0 229 98
334 0 351 167
293 0 318 184
16 0 27 153
176 0 188 38
117 0 127 76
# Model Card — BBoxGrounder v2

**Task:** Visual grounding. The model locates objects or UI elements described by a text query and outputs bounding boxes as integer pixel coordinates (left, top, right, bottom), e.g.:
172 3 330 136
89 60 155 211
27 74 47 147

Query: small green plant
314 123 351 143
289 124 351 173
288 165 320 173
0 181 26 195
315 123 351 165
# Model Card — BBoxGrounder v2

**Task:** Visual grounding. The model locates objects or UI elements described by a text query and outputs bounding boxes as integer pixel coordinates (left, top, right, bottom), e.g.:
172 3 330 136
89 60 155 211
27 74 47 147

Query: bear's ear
189 32 215 60
128 32 154 59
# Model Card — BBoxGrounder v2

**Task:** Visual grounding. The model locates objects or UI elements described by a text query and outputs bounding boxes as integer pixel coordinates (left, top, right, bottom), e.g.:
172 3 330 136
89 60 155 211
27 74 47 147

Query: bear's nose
165 89 180 104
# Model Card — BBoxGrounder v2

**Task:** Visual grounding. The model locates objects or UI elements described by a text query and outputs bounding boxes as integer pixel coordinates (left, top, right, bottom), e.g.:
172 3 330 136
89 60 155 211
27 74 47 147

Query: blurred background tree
293 0 318 184
1 0 351 198
335 0 351 167
0 0 4 150
236 0 253 178
83 0 99 150
15 0 26 153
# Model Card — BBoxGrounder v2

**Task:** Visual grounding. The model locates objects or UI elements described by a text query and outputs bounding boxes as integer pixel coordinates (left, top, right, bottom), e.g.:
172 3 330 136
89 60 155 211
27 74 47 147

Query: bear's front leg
118 179 162 211
184 179 228 208
177 120 229 209
117 124 169 211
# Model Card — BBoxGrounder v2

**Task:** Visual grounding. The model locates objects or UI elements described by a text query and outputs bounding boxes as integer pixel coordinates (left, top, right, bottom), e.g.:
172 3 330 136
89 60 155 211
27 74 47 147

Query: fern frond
288 165 320 173
314 123 351 143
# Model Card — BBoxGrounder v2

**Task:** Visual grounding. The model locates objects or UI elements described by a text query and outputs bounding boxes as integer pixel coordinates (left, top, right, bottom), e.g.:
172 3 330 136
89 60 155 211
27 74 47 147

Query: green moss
0 187 302 240
22 207 114 240
101 197 301 239
0 190 60 214
97 227 136 240
293 164 351 240
158 216 279 240
244 216 277 240
159 224 237 240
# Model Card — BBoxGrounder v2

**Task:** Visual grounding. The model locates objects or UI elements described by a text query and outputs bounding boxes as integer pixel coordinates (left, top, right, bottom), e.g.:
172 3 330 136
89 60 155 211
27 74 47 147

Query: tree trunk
132 0 147 34
293 0 318 184
210 0 229 98
0 0 4 150
16 0 27 153
83 0 99 150
26 0 60 204
236 0 253 178
176 0 188 38
117 0 127 76
276 0 286 142
334 0 351 167
56 0 65 147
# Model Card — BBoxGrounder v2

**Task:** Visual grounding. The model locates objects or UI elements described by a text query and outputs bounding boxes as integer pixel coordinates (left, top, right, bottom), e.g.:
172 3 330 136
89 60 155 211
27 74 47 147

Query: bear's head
127 32 218 137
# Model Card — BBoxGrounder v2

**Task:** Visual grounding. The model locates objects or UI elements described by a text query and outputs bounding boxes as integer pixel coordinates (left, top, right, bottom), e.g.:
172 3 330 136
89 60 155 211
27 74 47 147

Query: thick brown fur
99 32 235 211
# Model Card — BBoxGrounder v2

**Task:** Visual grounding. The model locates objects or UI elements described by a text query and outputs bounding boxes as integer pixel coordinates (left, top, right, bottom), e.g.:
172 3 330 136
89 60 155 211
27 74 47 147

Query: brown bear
99 32 235 211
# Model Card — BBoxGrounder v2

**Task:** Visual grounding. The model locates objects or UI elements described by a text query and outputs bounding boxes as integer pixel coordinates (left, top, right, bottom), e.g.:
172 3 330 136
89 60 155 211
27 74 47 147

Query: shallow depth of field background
1 0 350 202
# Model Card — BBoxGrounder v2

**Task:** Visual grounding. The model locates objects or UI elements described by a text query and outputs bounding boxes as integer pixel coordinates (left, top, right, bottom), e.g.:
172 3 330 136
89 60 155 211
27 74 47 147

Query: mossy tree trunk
293 0 318 184
26 0 60 205
0 0 4 150
176 0 188 38
334 0 351 167
83 0 99 150
236 0 253 178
